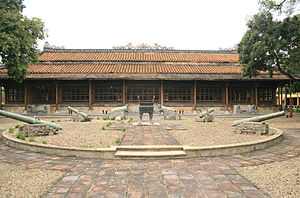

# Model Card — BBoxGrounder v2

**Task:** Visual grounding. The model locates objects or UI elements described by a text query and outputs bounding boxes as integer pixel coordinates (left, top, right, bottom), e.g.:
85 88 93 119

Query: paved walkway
0 126 299 197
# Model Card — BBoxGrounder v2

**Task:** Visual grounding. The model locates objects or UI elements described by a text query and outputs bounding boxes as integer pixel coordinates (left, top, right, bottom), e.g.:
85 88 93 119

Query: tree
237 0 300 81
0 0 45 83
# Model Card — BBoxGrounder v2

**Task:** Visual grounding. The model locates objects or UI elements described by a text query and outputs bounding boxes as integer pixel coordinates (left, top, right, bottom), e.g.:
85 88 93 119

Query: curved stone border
184 127 283 158
1 127 283 159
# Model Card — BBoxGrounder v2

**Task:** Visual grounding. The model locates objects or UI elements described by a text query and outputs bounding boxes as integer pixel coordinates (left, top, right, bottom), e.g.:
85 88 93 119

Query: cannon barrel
110 104 128 114
199 108 215 118
158 104 174 112
0 110 62 130
232 111 285 126
67 106 90 121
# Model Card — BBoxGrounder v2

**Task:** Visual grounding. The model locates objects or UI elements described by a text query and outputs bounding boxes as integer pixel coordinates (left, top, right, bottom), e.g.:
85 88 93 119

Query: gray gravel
0 162 66 198
236 156 300 198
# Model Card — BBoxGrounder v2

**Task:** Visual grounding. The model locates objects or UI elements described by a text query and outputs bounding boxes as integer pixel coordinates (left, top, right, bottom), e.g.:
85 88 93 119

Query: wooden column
55 81 59 111
193 80 197 110
255 83 259 108
297 93 299 106
285 85 287 108
89 80 92 110
24 82 28 110
225 82 229 110
0 86 2 109
160 80 164 105
122 80 126 104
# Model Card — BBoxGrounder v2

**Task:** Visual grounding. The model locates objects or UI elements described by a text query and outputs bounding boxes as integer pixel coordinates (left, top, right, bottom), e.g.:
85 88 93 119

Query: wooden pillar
122 80 126 104
193 80 197 110
297 93 299 106
160 80 164 105
24 82 28 110
255 83 259 108
225 82 229 110
55 81 59 111
89 80 92 110
0 86 2 109
284 85 287 109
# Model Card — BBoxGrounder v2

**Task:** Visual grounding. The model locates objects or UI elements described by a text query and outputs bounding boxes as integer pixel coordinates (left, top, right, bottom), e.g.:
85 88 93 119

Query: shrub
102 117 108 120
15 124 20 129
111 117 115 120
16 134 25 140
97 117 100 120
115 138 121 144
128 117 133 123
106 122 112 127
51 120 55 123
122 128 126 132
101 126 106 130
8 127 14 133
57 120 61 122
29 137 35 142
42 141 47 144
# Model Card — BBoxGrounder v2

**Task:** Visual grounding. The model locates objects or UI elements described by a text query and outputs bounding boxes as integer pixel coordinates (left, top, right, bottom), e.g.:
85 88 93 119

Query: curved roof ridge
43 48 237 54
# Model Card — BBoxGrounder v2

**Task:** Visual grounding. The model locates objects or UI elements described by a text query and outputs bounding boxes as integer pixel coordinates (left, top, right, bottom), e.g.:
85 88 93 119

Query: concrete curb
1 127 283 159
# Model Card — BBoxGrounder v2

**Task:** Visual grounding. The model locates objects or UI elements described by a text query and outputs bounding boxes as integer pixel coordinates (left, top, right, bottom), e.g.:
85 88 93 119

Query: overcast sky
23 0 261 50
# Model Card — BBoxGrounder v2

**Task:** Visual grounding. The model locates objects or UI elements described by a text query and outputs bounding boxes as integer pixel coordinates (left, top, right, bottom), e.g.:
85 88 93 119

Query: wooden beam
160 80 164 105
89 80 92 110
0 86 2 110
122 80 126 104
193 80 197 110
24 82 28 110
255 84 258 108
225 82 229 110
55 81 59 111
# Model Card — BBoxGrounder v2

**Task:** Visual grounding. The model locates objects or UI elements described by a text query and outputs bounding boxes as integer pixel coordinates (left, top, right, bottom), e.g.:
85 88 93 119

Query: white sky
23 0 261 50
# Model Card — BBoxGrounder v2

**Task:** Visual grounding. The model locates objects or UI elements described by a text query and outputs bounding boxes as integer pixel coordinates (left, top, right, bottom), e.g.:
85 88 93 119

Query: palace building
0 48 288 114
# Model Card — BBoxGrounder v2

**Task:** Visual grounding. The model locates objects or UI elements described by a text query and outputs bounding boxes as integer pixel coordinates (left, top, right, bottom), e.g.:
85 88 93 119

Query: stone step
117 145 184 151
115 150 186 158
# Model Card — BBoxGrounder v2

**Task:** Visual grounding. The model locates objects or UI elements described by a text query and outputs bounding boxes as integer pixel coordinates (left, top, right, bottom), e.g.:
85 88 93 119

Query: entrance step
115 145 186 159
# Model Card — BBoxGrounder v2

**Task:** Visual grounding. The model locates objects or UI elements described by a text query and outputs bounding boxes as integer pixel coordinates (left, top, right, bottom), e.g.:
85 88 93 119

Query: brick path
121 124 179 145
0 126 299 197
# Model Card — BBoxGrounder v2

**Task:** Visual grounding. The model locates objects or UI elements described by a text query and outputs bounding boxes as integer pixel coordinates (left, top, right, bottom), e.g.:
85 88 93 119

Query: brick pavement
0 126 299 197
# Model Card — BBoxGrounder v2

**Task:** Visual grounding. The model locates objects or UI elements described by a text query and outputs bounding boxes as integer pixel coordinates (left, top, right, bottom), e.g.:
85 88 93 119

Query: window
196 84 223 102
94 81 122 102
127 87 159 102
62 84 89 102
231 87 251 104
164 82 192 102
7 86 24 103
258 87 274 103
32 84 55 103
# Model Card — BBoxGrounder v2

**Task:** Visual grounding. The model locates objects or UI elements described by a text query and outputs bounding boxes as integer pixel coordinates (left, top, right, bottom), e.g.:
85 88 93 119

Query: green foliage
110 117 115 120
128 117 133 123
97 117 100 120
0 0 45 82
8 127 14 133
42 140 47 144
101 126 106 130
237 13 300 80
122 128 126 132
57 120 61 122
29 137 34 142
115 137 121 144
102 117 108 120
259 0 299 16
16 134 25 140
15 124 20 128
82 145 93 148
106 122 112 127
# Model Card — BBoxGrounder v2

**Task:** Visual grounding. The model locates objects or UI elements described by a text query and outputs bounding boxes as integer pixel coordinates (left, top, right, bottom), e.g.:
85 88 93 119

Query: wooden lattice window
164 83 192 102
196 84 223 102
94 81 122 102
230 87 251 104
127 87 159 102
62 84 89 102
258 87 274 103
32 84 56 103
6 86 24 103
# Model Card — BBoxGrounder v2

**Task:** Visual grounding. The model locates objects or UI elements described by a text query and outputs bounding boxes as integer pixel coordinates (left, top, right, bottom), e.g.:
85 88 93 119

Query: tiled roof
39 49 238 63
0 63 242 74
